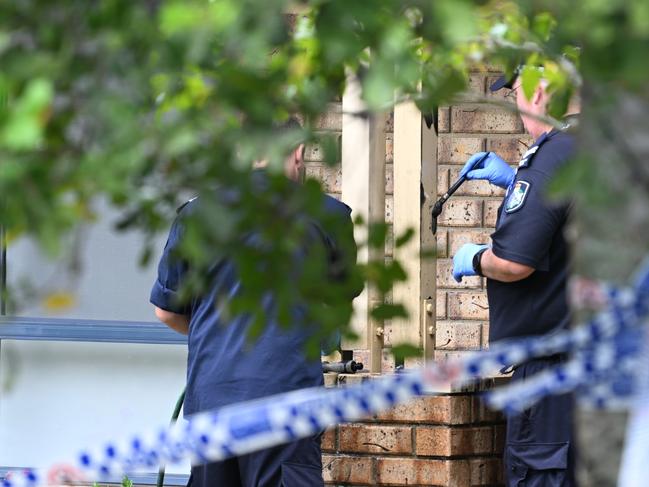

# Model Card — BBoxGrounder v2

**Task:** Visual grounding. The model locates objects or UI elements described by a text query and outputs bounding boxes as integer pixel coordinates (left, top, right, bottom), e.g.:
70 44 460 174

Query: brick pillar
322 390 505 486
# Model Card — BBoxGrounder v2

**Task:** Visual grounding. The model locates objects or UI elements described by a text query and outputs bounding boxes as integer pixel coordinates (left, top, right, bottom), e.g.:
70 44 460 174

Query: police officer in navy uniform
150 118 361 487
452 72 580 486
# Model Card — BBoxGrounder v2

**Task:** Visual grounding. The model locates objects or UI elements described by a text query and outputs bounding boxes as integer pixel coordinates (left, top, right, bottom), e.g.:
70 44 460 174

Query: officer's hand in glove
453 243 489 283
459 152 515 189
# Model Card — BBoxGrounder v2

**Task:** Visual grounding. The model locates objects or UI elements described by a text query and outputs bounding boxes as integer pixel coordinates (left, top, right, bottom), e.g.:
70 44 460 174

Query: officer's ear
295 143 305 165
533 82 549 107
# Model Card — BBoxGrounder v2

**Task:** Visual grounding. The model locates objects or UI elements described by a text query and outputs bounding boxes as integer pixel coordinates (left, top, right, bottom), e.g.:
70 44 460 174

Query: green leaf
420 248 437 259
562 45 581 66
434 0 477 44
1 78 53 150
532 12 557 41
394 227 415 248
371 303 408 321
319 133 341 166
520 65 542 101
390 343 422 361
1 115 42 150
386 260 408 283
547 86 571 119
367 222 388 249
0 30 10 55
159 3 204 36
19 78 53 112
0 76 9 109
630 0 649 36
363 66 396 110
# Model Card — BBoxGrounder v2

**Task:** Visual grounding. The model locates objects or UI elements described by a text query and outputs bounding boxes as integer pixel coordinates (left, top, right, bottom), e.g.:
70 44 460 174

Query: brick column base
321 392 504 486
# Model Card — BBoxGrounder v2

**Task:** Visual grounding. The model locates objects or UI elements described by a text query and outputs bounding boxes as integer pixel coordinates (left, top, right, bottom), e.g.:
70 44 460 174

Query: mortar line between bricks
439 132 527 138
416 423 506 429
410 424 416 457
448 104 453 130
437 289 483 293
325 452 502 460
480 198 486 227
412 454 506 460
450 102 519 110
443 227 495 232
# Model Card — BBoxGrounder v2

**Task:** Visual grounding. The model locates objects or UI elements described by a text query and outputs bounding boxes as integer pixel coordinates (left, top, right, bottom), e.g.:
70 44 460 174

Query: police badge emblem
505 180 530 213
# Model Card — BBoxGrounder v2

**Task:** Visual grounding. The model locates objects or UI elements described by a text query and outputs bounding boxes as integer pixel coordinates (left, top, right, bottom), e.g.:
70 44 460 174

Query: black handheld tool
322 360 364 374
430 152 490 235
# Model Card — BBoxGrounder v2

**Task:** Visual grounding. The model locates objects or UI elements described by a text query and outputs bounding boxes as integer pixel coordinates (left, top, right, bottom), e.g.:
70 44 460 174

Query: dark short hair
273 116 305 152
274 115 303 132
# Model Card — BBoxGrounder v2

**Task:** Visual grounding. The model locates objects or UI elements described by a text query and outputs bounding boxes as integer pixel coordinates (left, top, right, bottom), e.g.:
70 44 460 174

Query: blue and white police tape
0 361 473 486
481 264 649 412
485 325 646 412
465 273 649 379
75 368 460 482
4 262 649 487
479 261 649 412
69 284 649 482
1 470 39 487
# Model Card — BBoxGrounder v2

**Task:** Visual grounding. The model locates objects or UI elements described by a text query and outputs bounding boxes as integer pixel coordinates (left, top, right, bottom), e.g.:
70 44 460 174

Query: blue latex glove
459 151 515 189
453 243 489 283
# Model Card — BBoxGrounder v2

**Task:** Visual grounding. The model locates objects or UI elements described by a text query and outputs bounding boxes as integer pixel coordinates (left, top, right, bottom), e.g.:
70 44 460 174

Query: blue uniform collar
517 129 562 170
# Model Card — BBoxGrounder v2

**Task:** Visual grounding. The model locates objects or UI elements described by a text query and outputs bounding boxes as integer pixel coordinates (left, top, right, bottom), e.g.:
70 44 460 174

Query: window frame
0 228 188 484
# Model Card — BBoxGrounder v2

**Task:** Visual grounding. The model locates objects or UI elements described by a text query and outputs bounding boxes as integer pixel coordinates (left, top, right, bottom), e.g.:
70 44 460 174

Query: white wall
1 198 190 476
0 340 189 475
7 198 167 322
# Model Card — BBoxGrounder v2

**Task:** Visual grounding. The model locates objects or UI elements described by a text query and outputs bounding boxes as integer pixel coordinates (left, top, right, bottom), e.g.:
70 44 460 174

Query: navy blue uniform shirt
150 178 357 416
488 129 575 343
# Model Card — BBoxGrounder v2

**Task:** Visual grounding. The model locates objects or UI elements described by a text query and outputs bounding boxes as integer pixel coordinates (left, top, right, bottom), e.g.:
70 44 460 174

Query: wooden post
420 115 438 361
391 103 437 363
341 73 387 374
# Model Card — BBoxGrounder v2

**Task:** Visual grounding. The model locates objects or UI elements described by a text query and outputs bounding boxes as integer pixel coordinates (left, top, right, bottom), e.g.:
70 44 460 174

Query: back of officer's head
491 68 580 139
252 116 305 182
516 78 581 138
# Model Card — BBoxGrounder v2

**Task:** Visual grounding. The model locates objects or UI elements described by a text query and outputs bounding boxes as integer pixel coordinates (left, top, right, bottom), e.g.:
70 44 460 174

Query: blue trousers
187 435 323 487
504 357 577 487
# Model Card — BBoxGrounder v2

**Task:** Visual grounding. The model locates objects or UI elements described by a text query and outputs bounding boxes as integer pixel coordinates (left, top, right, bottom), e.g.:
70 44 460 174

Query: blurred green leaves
1 0 645 358
520 64 542 100
532 12 557 41
1 78 53 150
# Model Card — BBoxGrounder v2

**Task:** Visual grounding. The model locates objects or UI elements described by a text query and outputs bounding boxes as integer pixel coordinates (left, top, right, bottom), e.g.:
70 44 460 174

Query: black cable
157 387 186 487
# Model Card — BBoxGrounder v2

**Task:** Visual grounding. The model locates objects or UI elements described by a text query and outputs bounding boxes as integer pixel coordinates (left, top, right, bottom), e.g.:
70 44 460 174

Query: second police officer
452 69 580 486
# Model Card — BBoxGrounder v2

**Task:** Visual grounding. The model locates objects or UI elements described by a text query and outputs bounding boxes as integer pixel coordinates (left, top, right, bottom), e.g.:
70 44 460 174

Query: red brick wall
321 393 504 486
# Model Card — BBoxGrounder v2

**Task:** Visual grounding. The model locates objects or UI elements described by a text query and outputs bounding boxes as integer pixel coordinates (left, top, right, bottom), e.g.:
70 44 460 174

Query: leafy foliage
1 0 648 355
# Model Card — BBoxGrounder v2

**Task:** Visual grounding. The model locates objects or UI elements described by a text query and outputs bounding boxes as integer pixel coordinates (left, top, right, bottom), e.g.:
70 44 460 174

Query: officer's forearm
479 249 534 282
154 306 190 335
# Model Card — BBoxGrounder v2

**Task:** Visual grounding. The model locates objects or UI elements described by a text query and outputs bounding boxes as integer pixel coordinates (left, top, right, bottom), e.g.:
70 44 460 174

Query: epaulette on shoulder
176 196 198 214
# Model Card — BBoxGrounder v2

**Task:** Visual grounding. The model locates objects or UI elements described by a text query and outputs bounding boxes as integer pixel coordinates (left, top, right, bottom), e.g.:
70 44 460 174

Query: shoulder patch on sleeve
505 180 531 213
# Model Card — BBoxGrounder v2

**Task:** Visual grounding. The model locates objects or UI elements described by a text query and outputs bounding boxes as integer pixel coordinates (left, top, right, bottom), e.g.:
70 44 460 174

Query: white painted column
341 73 386 373
392 102 437 363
